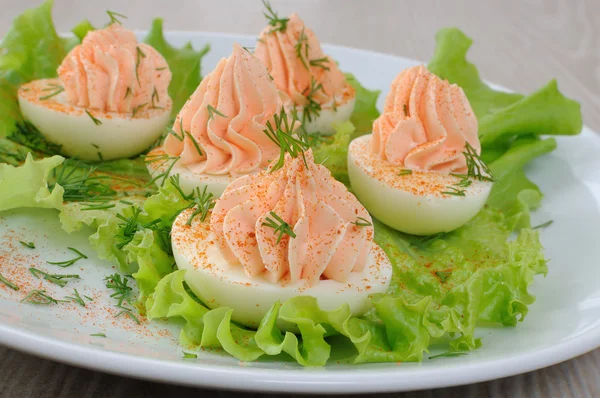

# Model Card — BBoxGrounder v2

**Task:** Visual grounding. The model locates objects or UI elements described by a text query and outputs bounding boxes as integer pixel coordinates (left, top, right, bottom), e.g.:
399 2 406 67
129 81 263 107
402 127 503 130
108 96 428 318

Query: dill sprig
135 46 146 86
104 273 133 307
302 77 323 123
295 28 310 70
310 57 330 70
440 186 466 197
435 270 452 283
124 87 132 99
262 0 289 33
145 153 180 187
21 290 67 305
106 10 127 25
262 211 296 244
91 332 107 338
39 83 64 100
168 117 204 157
533 220 553 230
8 122 62 156
115 207 143 250
150 87 162 109
183 352 198 359
19 241 35 249
398 169 413 177
207 104 227 120
114 308 140 324
464 142 494 182
185 186 216 226
80 202 116 211
450 173 473 188
263 108 308 171
29 267 80 287
0 273 19 291
429 351 468 360
50 160 117 202
350 217 372 227
132 102 147 118
85 110 102 126
65 288 86 307
47 247 88 268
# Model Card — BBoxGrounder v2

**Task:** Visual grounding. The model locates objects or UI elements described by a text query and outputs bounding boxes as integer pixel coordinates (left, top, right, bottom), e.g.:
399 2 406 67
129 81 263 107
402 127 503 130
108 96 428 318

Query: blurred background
2 0 598 130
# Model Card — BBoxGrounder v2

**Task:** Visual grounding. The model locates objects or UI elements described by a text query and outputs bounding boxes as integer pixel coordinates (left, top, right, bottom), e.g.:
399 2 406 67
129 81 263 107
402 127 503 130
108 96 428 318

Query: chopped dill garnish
403 104 408 116
0 273 19 291
50 159 117 202
185 186 216 226
131 103 147 118
85 110 102 126
206 104 227 120
464 142 494 182
263 108 308 171
84 295 94 301
144 154 180 187
39 83 64 100
135 46 146 85
21 290 67 305
104 273 133 307
262 211 296 244
29 267 80 287
262 0 289 33
309 57 330 70
156 67 167 71
450 173 473 188
124 86 132 99
533 220 554 230
351 217 372 227
114 308 140 324
441 186 466 197
91 332 107 338
106 10 127 25
80 202 116 211
9 122 62 156
170 117 204 157
46 247 88 268
435 270 452 283
398 169 412 176
295 28 310 70
19 241 35 249
429 351 468 360
183 352 198 359
65 288 86 307
114 207 143 250
302 77 323 123
151 87 162 109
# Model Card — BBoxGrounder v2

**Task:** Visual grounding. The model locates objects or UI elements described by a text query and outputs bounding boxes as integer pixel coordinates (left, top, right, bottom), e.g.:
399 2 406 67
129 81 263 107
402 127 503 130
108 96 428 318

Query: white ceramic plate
0 32 599 394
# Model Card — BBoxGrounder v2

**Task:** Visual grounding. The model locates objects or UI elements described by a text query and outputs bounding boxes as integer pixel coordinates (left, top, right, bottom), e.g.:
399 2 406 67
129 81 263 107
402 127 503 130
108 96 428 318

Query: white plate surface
0 32 599 394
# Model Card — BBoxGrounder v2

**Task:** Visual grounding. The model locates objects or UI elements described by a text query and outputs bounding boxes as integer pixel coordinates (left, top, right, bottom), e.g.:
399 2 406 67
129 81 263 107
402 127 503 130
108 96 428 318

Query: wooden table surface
1 0 599 397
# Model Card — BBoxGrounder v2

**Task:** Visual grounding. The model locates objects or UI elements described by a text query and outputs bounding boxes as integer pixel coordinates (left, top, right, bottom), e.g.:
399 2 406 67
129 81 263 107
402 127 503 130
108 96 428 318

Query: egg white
348 135 493 236
18 79 171 161
171 208 393 329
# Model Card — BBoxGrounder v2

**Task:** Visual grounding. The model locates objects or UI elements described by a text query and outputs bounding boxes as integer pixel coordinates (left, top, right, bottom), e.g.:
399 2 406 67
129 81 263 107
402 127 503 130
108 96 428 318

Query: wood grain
0 0 599 397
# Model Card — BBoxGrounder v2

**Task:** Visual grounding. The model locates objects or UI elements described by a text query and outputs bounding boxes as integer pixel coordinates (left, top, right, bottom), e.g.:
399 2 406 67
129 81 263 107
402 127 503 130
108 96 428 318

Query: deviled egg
170 150 392 328
348 66 493 236
255 11 355 134
18 23 172 161
147 44 291 197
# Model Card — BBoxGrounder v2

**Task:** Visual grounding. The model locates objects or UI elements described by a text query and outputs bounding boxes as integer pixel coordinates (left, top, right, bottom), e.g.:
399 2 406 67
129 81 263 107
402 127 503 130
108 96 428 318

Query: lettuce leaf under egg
428 27 582 148
144 18 211 119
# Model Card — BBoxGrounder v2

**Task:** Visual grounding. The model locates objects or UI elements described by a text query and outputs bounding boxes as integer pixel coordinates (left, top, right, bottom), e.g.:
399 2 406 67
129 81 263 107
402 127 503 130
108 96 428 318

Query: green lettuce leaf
0 0 67 137
345 73 380 135
145 207 547 365
144 18 211 117
311 121 355 185
428 28 582 147
0 154 64 212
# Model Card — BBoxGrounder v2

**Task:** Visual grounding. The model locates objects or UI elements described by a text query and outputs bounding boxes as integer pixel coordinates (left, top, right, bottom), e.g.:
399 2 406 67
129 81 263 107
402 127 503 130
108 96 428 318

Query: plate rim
1 30 599 394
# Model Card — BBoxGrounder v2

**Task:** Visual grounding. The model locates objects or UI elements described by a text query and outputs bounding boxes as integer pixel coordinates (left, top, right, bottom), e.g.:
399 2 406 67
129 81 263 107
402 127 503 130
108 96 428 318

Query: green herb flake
533 220 554 229
183 352 198 359
19 241 35 249
429 351 468 360
90 332 107 338
0 273 19 291
262 211 296 244
398 169 413 176
29 267 80 287
46 247 88 268
262 0 289 33
351 217 372 227
85 110 102 126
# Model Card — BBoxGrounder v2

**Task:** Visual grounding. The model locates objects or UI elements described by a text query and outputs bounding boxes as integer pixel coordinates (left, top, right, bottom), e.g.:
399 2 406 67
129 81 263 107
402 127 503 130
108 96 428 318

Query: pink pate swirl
163 44 289 175
371 65 480 173
210 150 374 284
254 13 348 107
57 24 171 114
